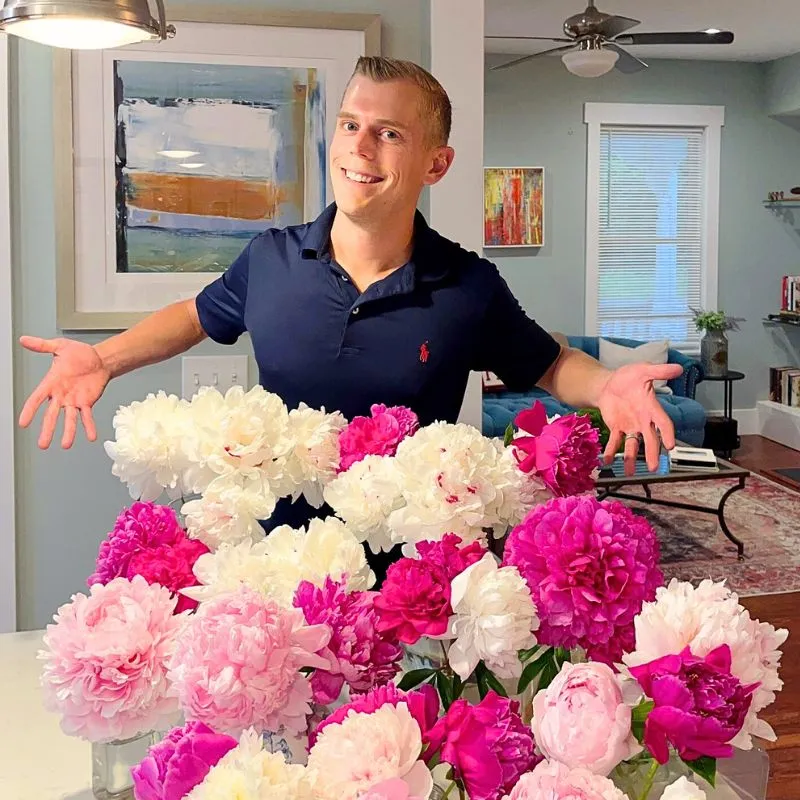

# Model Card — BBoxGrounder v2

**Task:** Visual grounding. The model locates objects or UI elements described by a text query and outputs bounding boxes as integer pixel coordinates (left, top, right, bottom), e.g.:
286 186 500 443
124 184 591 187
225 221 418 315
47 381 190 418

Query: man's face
329 76 453 221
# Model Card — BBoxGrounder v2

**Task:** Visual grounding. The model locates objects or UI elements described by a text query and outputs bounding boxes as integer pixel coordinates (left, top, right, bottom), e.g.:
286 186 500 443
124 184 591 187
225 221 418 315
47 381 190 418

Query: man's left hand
596 362 685 475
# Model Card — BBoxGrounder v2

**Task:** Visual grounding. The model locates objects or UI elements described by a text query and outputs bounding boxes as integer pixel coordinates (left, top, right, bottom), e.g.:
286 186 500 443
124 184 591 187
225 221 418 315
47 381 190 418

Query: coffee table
595 451 750 560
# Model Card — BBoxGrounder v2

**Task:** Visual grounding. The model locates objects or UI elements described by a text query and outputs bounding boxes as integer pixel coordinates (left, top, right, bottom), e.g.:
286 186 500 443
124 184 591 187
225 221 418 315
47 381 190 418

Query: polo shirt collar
299 202 448 283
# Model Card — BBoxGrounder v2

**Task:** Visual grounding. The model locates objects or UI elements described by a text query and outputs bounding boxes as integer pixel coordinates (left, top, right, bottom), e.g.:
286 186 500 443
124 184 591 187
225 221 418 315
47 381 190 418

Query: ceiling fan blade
615 30 734 46
485 35 573 43
596 14 640 39
489 45 576 71
606 42 647 73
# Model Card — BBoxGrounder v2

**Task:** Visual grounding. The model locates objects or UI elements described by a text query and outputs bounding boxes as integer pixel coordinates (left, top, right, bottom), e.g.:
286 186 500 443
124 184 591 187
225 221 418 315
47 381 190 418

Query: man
19 56 680 511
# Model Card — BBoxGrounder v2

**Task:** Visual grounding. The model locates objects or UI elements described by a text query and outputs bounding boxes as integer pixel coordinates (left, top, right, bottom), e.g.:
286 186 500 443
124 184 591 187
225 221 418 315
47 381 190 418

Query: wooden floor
723 437 799 798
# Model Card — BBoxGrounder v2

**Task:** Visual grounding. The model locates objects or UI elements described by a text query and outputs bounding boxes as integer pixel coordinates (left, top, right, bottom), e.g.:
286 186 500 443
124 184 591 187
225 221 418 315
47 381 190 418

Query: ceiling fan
487 0 734 78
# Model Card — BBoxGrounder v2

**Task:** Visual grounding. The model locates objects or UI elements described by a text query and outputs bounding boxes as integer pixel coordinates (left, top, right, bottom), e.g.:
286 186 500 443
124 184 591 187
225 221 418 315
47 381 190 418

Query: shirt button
341 275 348 282
352 307 360 315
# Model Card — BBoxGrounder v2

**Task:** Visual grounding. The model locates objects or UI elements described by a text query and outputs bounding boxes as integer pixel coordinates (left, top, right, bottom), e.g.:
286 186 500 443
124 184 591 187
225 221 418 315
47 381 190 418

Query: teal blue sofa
482 336 706 446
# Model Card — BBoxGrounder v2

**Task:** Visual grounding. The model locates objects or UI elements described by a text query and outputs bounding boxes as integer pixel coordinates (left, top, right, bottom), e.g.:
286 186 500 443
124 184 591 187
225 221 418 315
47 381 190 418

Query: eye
381 129 401 141
341 120 358 132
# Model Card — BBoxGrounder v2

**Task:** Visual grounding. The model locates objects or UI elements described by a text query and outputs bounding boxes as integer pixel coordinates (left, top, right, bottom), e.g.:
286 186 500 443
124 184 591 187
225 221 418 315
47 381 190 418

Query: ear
423 146 455 186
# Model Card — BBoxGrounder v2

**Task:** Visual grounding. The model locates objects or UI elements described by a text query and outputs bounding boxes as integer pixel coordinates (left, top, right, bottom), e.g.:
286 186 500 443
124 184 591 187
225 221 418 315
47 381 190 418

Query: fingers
603 429 624 465
622 433 640 476
642 363 684 382
18 384 49 427
80 406 97 442
651 404 676 450
641 422 661 472
19 335 60 354
38 398 62 450
61 406 78 449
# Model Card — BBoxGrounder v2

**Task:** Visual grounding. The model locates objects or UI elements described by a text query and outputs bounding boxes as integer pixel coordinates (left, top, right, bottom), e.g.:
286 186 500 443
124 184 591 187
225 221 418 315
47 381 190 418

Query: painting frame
483 166 545 249
54 7 381 330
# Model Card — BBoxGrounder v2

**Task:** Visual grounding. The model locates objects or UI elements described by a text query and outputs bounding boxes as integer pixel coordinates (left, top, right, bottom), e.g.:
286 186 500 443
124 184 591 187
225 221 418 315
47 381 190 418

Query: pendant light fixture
0 0 174 50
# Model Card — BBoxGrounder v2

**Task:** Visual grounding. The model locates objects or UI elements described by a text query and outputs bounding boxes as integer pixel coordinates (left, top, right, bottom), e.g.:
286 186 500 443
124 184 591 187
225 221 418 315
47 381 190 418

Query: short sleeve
195 240 251 344
474 266 561 391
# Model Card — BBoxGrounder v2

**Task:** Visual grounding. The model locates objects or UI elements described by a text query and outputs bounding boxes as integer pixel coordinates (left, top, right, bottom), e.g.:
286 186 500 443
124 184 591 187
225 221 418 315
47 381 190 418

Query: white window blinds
593 125 706 352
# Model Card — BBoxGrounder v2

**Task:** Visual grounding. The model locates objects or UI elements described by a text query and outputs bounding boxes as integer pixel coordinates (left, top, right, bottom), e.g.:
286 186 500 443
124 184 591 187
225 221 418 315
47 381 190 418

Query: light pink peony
293 577 403 704
88 501 185 585
503 760 627 800
532 662 641 775
360 778 425 800
511 402 600 497
502 495 663 665
338 403 419 472
39 575 185 742
167 585 331 736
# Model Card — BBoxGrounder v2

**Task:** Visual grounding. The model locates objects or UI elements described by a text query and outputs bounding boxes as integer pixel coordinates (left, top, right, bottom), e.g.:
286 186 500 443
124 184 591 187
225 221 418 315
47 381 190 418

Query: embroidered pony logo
419 341 430 364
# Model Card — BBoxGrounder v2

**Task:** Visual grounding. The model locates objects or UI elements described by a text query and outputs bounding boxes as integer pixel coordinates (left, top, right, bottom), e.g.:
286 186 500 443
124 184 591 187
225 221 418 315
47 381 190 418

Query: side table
702 370 745 459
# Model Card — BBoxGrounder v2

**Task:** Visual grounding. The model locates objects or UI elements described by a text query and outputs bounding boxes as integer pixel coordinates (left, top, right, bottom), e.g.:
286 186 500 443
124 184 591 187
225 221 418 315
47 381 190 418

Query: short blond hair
349 56 452 146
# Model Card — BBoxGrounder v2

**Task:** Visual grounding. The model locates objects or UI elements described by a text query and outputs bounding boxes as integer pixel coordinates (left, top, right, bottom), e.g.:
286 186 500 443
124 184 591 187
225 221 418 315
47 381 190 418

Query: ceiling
486 0 800 62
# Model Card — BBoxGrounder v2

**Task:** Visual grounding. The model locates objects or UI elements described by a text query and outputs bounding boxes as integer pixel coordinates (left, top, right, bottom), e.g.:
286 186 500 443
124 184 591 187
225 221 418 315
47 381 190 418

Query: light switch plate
181 355 249 399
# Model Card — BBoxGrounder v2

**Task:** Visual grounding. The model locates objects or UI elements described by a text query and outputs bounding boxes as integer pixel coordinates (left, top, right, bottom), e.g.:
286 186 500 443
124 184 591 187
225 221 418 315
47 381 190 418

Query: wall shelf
763 199 800 206
764 314 800 327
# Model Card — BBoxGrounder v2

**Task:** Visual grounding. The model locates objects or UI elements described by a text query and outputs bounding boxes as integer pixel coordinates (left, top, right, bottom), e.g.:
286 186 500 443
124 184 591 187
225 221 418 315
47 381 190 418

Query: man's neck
329 207 415 291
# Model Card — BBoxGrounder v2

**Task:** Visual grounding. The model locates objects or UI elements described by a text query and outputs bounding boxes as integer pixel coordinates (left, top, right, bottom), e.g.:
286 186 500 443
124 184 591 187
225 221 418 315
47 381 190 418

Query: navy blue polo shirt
195 203 560 426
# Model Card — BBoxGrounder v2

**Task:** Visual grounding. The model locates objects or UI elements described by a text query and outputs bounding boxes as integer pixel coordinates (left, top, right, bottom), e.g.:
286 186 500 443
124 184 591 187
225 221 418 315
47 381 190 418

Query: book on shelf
668 446 719 472
769 366 800 407
781 275 800 313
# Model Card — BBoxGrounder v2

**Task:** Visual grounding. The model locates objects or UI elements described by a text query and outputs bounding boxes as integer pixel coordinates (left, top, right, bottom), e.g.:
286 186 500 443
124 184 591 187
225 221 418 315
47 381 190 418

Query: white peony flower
182 473 275 549
260 517 375 605
182 385 294 495
306 702 432 800
279 404 347 507
622 579 789 749
104 391 193 501
323 455 404 553
188 728 313 800
660 776 707 800
491 445 553 527
447 552 539 680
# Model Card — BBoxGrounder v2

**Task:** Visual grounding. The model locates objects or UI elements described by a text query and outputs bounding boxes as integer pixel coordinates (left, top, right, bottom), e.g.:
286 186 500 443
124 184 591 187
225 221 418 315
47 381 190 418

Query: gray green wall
11 0 429 631
484 56 800 413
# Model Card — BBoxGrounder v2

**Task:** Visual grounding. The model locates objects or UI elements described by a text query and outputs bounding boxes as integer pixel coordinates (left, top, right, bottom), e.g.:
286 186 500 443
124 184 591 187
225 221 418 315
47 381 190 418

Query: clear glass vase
611 753 694 800
91 730 161 800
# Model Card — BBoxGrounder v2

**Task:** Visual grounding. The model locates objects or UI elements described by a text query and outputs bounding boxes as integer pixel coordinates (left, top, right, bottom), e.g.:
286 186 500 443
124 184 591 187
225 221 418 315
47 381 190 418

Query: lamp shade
0 0 172 49
561 47 618 78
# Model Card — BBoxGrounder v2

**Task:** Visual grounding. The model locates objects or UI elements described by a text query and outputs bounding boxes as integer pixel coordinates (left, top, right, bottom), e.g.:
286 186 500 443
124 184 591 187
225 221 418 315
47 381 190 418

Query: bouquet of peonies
38 390 788 800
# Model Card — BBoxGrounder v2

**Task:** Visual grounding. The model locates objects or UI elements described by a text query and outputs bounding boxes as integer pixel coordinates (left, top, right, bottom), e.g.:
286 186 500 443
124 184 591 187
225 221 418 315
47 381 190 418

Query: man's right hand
18 336 112 450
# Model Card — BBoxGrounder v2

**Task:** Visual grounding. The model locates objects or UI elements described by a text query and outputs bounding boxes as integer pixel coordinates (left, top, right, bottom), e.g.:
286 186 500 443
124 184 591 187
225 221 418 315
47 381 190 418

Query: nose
349 127 376 160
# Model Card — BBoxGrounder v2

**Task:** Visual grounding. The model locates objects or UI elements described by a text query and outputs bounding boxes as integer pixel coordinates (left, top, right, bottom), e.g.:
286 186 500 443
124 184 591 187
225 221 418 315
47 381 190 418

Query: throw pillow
598 338 673 394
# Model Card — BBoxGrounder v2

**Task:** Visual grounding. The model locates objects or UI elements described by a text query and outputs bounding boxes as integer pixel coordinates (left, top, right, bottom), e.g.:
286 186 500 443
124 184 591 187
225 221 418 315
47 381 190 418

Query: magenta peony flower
511 401 600 496
293 577 403 704
502 495 663 665
88 502 184 585
415 534 487 580
309 682 440 750
131 720 237 800
338 403 419 472
427 691 537 800
629 644 757 764
39 575 184 742
506 760 627 800
167 585 331 736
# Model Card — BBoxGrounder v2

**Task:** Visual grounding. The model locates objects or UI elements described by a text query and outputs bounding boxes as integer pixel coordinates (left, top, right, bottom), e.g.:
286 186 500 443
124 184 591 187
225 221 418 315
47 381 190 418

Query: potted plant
690 308 744 378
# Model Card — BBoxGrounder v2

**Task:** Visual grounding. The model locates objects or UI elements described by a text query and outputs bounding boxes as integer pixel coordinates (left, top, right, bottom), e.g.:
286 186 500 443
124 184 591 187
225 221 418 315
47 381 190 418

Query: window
584 103 724 353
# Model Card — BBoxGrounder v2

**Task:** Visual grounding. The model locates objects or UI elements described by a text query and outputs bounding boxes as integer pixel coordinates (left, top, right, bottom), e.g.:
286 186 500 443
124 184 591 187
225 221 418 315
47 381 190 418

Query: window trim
583 102 725 353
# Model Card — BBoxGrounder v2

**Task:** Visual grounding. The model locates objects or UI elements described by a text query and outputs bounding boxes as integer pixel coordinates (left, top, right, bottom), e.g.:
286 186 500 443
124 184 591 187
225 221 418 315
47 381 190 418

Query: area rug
611 473 800 597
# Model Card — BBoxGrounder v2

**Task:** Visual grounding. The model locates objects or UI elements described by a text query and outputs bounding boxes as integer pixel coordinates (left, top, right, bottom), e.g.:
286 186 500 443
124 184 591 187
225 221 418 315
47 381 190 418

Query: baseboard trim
705 407 759 436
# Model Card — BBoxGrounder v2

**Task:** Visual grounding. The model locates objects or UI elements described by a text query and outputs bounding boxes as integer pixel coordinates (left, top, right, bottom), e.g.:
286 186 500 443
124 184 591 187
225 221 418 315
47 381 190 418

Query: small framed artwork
483 166 544 248
54 8 380 330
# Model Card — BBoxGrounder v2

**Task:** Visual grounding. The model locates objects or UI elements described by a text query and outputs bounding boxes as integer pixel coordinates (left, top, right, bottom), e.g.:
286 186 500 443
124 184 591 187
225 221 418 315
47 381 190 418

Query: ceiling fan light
561 46 618 77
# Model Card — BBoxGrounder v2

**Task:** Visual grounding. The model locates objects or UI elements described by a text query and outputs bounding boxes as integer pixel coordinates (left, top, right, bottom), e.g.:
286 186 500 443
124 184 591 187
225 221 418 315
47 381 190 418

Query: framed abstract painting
54 8 380 329
483 166 544 248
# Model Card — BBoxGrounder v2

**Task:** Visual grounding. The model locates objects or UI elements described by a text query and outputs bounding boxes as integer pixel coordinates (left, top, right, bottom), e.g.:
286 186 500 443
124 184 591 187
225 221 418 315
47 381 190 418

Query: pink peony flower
88 501 209 613
131 720 237 800
505 760 627 800
39 575 184 742
427 691 537 800
628 644 757 764
310 682 439 750
89 501 185 584
167 585 331 736
338 403 419 472
360 778 425 800
293 578 403 704
511 402 600 497
502 495 663 665
532 662 641 775
415 534 488 580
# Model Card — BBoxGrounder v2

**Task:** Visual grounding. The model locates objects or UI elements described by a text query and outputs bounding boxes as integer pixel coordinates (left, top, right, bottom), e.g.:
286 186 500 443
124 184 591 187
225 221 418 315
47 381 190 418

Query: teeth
345 169 380 184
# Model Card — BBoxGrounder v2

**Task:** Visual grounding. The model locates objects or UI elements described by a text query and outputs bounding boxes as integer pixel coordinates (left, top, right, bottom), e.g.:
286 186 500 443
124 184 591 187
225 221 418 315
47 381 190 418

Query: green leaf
516 647 554 695
436 670 454 710
397 668 436 691
554 647 571 666
630 699 654 745
451 672 464 702
503 422 515 447
480 665 509 698
518 646 541 663
685 756 717 788
537 658 560 693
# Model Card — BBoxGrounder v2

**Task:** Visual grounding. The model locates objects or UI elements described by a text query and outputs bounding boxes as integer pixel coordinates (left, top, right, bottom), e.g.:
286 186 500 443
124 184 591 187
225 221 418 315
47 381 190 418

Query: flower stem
637 758 660 800
439 640 454 677
440 780 457 800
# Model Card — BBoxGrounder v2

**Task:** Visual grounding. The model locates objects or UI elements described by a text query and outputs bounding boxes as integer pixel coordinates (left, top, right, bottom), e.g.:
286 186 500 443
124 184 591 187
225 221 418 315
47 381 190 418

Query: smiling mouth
342 168 383 184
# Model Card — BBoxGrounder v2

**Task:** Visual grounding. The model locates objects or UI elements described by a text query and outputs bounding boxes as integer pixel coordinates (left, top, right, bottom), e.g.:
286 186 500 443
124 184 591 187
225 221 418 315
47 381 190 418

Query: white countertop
0 630 93 800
